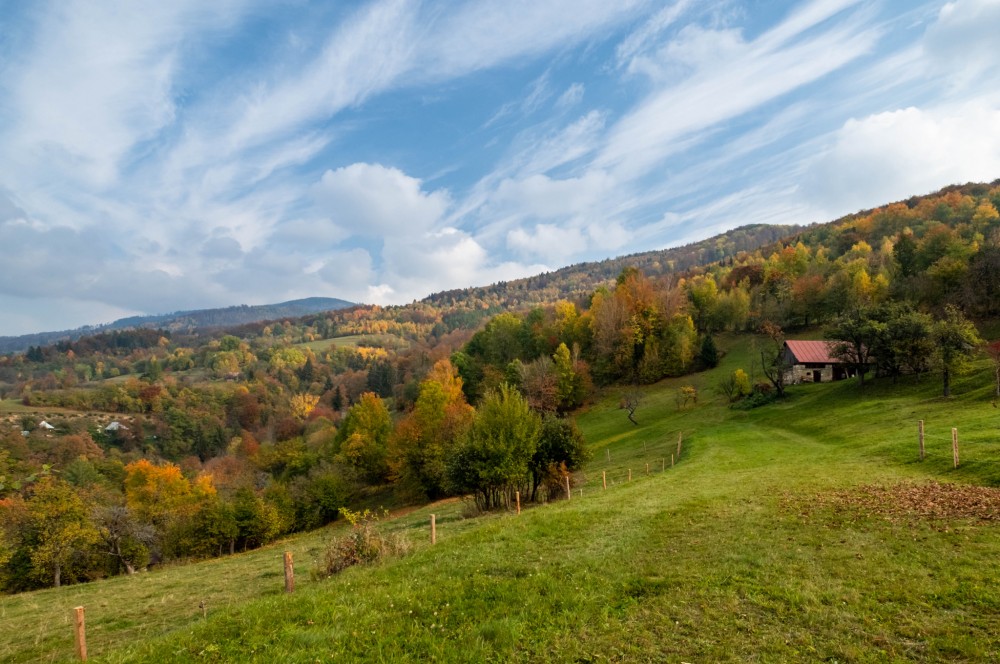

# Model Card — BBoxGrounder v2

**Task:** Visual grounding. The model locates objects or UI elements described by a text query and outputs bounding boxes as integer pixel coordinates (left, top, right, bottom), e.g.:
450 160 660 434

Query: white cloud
924 0 1000 86
312 163 451 237
380 227 546 301
507 224 588 261
1 1 251 193
492 171 615 219
425 0 647 77
270 218 348 249
598 5 879 179
556 83 585 109
804 104 1000 215
317 249 376 294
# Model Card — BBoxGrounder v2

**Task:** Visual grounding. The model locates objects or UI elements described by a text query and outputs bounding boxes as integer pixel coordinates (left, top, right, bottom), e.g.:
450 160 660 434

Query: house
38 420 56 430
105 421 129 432
782 340 859 384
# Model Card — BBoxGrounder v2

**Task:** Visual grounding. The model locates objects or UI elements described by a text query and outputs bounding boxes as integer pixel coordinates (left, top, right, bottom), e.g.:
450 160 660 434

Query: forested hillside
0 297 355 354
2 181 999 595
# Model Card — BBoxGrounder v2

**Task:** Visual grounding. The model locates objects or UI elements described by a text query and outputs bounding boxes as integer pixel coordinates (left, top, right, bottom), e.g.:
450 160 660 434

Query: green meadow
3 335 999 662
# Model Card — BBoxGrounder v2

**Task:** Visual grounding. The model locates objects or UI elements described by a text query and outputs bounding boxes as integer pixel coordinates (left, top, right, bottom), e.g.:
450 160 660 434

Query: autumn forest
2 181 1000 594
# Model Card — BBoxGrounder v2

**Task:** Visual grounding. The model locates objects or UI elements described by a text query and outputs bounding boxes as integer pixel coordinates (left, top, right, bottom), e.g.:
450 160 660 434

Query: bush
313 508 409 578
730 384 777 410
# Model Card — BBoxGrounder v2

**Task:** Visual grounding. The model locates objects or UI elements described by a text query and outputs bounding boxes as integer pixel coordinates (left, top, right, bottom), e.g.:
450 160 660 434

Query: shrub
313 508 409 578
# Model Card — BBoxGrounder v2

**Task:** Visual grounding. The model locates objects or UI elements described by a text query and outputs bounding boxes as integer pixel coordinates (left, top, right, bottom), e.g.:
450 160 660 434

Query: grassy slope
3 336 1000 662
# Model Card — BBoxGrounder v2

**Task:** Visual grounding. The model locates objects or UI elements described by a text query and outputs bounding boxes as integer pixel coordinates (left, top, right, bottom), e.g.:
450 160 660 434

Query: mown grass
3 335 1000 662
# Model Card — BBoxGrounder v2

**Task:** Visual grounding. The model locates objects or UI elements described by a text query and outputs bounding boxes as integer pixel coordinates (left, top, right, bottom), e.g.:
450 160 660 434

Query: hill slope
5 336 999 662
0 297 355 353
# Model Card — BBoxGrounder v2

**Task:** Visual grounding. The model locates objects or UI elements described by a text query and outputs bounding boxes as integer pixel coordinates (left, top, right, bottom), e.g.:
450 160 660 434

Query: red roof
784 340 840 364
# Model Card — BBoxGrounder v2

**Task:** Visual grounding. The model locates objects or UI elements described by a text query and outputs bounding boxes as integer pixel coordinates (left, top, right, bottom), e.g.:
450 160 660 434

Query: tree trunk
54 564 61 588
943 367 951 397
125 562 136 575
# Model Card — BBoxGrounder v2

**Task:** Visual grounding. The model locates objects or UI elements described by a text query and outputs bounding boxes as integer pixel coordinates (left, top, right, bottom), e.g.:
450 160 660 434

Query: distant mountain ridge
0 297 355 353
422 223 805 310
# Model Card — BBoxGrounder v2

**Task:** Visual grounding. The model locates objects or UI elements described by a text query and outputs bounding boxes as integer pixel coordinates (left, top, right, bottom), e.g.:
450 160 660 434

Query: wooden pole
671 453 674 467
602 471 606 490
283 551 294 593
677 432 682 457
73 606 87 661
645 462 649 475
431 514 437 544
952 428 960 468
628 468 632 482
565 474 571 500
515 491 521 515
918 420 925 461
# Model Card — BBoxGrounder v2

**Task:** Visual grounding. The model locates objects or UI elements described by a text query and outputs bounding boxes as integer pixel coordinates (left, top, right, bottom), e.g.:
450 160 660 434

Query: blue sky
1 0 999 336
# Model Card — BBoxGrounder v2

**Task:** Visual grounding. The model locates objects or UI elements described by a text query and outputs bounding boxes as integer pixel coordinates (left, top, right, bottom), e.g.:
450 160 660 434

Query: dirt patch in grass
785 481 1000 523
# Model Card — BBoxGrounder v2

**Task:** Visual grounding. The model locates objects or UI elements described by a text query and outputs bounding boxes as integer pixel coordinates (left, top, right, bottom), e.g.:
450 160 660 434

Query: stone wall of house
784 364 834 384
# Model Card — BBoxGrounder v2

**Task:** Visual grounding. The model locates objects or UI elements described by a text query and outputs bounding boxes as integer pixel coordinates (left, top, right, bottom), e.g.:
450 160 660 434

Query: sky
1 0 999 337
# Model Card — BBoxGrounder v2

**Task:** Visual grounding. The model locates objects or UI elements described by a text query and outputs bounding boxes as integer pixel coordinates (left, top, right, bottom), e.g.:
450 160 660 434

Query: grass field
3 335 1000 662
297 334 407 353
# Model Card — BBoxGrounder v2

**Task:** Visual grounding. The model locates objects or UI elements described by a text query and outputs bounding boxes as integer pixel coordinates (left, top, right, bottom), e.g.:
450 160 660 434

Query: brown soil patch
785 481 1000 523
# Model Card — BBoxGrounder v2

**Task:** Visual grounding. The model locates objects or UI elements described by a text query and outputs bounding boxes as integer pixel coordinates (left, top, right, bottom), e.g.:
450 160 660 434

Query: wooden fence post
645 462 649 475
565 474 572 500
431 514 437 544
671 453 674 467
628 468 632 482
602 471 606 490
952 428 960 468
515 491 521 515
73 606 87 661
918 420 925 461
283 551 294 593
677 432 682 457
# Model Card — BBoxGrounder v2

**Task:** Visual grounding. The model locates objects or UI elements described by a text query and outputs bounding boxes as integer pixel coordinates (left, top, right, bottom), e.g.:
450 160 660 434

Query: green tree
698 334 719 368
529 417 590 501
827 309 878 387
335 392 393 483
447 384 541 511
932 305 983 397
22 478 98 587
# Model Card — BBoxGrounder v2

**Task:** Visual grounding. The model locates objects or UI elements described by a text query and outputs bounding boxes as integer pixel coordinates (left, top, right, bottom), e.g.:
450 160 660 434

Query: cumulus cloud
313 163 450 237
379 227 546 302
804 104 1000 215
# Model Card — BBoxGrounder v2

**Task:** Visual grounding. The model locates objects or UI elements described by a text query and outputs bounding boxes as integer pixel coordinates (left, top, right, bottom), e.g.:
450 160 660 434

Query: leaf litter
782 481 1000 525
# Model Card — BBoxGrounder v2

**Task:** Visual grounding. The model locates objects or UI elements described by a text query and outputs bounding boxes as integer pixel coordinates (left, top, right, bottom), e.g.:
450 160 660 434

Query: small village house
782 340 861 384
